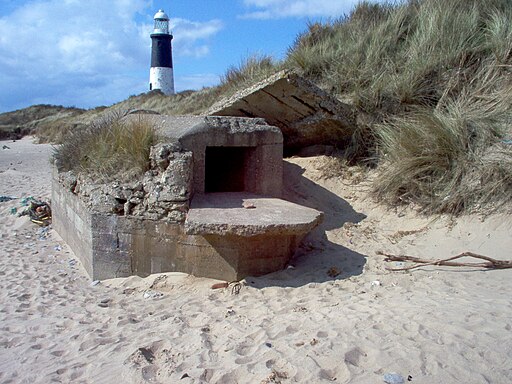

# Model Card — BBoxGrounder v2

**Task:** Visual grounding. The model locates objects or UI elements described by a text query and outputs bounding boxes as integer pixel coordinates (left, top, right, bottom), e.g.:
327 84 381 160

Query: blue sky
0 0 381 113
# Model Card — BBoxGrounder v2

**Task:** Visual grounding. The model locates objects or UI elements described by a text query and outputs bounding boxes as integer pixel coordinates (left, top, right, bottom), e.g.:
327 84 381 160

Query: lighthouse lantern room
149 9 175 95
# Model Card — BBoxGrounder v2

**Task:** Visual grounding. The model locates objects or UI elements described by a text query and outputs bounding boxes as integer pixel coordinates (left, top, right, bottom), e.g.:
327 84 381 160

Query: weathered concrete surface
52 167 131 280
206 71 357 152
124 115 283 197
185 192 323 237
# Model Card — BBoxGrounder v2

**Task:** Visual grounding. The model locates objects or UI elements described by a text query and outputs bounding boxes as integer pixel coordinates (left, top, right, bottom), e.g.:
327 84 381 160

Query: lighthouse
149 9 175 95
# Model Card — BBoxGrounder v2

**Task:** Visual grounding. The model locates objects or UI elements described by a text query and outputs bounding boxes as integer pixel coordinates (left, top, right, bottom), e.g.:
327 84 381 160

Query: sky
0 0 382 113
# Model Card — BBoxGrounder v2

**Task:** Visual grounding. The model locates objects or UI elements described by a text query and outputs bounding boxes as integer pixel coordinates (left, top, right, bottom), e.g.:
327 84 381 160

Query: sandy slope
0 137 511 383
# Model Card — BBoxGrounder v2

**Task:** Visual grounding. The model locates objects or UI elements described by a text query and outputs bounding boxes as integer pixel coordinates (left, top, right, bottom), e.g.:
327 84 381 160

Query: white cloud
0 0 223 111
241 0 367 19
170 18 223 58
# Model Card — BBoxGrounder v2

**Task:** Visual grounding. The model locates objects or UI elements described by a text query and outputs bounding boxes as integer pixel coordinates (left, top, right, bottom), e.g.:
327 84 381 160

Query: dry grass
54 111 158 180
218 54 281 97
0 104 86 140
374 62 512 214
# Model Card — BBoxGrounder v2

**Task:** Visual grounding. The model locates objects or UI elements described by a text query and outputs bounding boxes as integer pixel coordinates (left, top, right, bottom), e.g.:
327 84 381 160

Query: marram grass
54 111 158 181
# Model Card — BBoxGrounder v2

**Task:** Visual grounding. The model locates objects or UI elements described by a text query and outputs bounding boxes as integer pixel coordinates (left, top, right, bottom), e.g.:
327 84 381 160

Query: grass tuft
54 111 158 180
286 0 512 213
374 62 512 214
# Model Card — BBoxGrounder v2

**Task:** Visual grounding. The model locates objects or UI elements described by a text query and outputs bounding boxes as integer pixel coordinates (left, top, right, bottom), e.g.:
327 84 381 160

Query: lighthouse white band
150 67 175 95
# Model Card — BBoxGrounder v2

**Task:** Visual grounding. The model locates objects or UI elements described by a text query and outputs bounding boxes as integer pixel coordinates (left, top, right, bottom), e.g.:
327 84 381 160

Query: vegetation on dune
286 0 512 214
218 54 283 97
0 104 86 140
6 0 512 214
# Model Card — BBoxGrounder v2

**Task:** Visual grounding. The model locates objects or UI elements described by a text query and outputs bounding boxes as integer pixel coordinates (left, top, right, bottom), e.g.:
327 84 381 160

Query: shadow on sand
246 161 368 288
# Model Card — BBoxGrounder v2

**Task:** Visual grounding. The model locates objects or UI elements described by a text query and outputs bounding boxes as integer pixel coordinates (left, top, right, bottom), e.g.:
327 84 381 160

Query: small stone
143 289 163 299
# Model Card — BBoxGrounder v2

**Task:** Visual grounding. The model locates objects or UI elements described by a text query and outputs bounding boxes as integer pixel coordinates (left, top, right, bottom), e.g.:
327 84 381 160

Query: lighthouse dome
154 9 169 21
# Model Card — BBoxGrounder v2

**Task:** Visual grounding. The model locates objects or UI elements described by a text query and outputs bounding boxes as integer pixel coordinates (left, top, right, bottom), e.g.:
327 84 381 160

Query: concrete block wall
53 174 295 281
52 170 94 277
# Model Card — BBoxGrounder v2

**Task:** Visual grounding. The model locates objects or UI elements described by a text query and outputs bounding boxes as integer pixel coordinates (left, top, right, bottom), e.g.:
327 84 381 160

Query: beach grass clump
54 111 158 180
374 62 512 214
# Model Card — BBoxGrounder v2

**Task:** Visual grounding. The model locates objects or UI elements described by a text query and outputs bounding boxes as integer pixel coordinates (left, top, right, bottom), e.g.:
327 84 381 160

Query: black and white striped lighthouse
149 9 175 95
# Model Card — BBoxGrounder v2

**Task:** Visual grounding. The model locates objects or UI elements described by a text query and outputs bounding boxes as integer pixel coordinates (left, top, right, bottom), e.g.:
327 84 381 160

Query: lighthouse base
150 67 175 95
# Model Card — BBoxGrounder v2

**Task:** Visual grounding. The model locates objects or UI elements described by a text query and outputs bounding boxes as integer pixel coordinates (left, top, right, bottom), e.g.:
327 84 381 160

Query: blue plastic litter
20 196 35 206
0 196 17 203
384 373 405 384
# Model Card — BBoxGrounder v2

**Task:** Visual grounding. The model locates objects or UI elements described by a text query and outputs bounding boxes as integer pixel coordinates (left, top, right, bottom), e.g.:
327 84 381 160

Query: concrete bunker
52 116 323 281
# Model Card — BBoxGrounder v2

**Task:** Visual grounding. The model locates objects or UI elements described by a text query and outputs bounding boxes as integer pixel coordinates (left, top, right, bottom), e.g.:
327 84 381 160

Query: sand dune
0 136 511 383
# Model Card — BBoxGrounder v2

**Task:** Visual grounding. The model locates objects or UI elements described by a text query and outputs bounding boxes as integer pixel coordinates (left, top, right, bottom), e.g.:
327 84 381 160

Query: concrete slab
185 192 323 237
206 71 357 152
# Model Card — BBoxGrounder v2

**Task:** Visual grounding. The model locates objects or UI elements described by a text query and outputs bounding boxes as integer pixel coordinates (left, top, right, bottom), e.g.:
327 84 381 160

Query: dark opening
205 146 252 192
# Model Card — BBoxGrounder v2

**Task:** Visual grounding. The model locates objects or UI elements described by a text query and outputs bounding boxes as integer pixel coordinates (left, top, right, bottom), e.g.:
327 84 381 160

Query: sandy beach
0 136 511 383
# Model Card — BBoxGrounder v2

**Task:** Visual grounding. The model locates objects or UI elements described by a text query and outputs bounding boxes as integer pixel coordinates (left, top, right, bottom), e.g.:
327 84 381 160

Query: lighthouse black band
150 34 173 68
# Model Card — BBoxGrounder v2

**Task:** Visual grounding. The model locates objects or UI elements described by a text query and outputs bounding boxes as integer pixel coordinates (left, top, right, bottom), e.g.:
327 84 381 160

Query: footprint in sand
344 347 368 367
